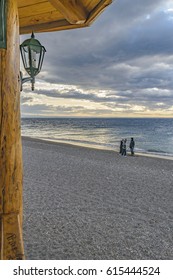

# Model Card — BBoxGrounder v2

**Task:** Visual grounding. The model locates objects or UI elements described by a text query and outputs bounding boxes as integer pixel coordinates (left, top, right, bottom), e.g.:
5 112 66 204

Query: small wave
139 150 173 158
147 149 167 154
133 148 173 158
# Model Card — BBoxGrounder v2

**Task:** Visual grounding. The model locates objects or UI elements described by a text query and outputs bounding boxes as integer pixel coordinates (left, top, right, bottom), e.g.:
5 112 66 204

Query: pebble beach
22 136 173 260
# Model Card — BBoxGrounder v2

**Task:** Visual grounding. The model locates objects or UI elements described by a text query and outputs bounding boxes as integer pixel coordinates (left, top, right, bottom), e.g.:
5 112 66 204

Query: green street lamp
20 32 46 91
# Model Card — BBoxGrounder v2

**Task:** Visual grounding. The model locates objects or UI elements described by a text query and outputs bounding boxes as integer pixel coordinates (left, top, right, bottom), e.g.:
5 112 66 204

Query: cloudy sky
20 0 173 118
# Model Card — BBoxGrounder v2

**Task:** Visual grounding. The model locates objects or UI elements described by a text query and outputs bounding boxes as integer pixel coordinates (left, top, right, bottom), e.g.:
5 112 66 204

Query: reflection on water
21 118 173 157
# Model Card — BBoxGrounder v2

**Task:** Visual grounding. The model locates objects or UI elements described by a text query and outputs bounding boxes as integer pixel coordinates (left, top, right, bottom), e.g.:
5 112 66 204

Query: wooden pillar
0 0 24 259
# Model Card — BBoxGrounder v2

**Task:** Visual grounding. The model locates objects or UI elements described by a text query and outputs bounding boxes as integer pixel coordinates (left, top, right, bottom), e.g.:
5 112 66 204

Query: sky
20 0 173 118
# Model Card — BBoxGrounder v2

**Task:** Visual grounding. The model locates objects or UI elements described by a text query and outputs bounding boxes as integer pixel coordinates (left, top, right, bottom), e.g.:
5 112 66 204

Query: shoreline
22 135 173 161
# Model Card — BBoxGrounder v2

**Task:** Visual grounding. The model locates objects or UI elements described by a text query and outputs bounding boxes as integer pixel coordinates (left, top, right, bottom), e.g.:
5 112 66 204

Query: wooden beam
86 0 112 26
48 0 88 24
0 0 24 259
20 19 87 34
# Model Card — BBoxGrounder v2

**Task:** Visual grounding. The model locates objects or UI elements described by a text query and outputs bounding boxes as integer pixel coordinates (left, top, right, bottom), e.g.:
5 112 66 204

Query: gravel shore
22 137 173 260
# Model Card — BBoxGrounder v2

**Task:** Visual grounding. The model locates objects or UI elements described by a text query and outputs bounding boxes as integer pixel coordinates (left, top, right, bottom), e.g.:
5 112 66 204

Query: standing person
129 137 135 155
121 139 127 156
119 139 123 154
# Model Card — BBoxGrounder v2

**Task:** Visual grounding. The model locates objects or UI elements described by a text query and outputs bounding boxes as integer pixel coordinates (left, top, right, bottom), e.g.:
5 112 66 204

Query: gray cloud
20 0 173 116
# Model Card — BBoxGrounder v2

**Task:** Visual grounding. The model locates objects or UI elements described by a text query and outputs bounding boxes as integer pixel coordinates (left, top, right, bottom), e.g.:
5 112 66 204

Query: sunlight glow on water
21 118 173 157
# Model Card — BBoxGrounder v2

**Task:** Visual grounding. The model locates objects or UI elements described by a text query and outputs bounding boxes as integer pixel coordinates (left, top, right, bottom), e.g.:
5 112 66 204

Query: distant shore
22 136 173 259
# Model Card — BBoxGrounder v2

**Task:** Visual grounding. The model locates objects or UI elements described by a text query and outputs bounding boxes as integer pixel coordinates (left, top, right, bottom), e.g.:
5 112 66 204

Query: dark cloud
20 0 173 116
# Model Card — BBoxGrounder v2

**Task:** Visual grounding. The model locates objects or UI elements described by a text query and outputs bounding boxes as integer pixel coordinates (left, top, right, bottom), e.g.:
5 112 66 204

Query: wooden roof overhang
17 0 112 34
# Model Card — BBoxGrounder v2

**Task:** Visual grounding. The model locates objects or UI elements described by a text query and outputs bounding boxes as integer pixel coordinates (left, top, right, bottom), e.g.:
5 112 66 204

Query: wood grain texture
17 0 112 34
17 0 46 9
19 2 56 18
48 0 88 24
0 0 24 260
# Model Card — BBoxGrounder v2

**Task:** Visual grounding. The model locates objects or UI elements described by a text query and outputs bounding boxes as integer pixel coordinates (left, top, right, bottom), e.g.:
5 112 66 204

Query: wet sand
22 136 173 259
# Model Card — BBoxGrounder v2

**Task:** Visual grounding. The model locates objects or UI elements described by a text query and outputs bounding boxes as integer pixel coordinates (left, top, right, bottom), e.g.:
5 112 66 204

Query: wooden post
0 0 24 259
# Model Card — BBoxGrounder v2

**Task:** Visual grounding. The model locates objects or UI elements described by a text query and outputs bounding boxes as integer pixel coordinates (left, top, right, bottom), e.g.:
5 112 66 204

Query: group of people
119 137 135 156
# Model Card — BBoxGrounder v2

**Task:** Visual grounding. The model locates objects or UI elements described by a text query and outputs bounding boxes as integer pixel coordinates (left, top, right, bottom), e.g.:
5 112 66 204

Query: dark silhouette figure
119 139 123 154
129 137 135 155
121 139 127 156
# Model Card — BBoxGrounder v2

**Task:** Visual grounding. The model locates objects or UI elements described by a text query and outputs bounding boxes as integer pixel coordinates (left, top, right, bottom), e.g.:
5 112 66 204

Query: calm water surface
21 118 173 157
